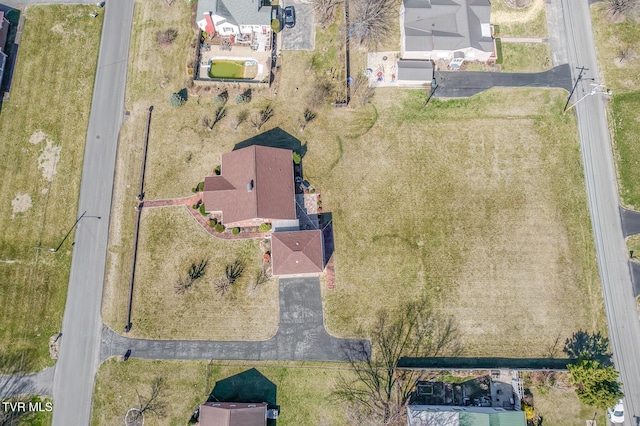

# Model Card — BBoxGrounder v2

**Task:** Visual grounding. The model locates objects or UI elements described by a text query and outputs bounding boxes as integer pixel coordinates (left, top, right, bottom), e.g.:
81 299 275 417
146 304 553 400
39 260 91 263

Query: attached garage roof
271 230 324 276
199 402 267 426
397 59 434 82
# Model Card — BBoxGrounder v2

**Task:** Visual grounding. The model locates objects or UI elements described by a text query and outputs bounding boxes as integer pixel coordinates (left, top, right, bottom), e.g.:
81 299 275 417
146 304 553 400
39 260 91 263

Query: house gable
271 230 324 276
400 0 493 59
203 145 296 227
197 0 271 34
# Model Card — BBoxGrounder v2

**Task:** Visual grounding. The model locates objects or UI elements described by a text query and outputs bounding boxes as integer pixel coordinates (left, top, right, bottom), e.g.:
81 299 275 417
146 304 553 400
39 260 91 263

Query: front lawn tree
567 359 623 409
175 259 208 295
125 377 167 426
349 0 396 49
605 0 639 18
335 299 461 425
215 260 245 295
169 91 186 107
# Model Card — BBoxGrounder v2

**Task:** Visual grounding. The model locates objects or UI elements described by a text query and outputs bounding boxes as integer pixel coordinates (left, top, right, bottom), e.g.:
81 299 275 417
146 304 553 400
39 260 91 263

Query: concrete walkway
545 0 569 66
434 64 571 98
0 367 54 398
100 277 370 362
500 37 548 43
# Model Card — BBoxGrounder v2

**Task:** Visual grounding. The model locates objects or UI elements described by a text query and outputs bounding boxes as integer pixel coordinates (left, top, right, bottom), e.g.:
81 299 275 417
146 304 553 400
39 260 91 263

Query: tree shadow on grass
208 368 277 407
198 368 278 425
233 127 307 159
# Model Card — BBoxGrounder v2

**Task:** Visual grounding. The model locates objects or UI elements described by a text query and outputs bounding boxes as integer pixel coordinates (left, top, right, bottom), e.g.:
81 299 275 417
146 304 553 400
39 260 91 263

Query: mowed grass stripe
0 5 102 370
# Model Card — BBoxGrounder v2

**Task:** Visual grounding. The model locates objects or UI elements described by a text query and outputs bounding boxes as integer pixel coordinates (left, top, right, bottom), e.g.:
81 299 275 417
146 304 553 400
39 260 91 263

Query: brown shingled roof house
198 402 267 426
203 145 296 228
271 230 324 276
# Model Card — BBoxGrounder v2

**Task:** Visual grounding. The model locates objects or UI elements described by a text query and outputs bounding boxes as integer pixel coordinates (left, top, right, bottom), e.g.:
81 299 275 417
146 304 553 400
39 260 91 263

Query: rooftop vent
247 180 254 191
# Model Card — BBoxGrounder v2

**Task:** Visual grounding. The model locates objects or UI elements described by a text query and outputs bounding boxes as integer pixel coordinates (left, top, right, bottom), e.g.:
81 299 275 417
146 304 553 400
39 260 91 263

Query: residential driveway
434 64 571 98
281 0 314 51
101 277 370 362
627 261 640 298
620 207 640 238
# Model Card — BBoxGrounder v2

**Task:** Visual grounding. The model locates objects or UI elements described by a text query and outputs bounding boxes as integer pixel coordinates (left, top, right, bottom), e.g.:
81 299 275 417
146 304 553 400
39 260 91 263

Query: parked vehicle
284 6 296 28
607 399 624 424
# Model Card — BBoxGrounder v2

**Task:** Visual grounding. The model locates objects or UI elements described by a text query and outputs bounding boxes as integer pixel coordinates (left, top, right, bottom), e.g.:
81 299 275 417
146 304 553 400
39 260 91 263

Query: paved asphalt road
0 367 54 398
561 0 640 423
50 0 135 425
101 277 370 362
434 64 571 98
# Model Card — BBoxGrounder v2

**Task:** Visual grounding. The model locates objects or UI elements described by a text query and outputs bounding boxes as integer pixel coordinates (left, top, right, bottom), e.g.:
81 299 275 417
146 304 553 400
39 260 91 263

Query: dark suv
284 6 296 28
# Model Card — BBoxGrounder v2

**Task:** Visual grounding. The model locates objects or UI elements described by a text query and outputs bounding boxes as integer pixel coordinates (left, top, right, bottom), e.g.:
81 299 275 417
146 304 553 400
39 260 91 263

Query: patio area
366 51 401 87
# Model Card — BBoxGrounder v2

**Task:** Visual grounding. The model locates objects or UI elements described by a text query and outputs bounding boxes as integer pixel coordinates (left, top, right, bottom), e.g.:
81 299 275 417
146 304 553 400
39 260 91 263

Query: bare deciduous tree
349 0 396 49
313 79 334 102
298 108 317 131
201 116 212 129
230 109 250 130
253 268 270 289
126 377 168 426
212 106 227 128
315 0 343 26
155 29 178 46
215 260 245 295
175 259 208 294
334 299 461 425
605 0 639 18
251 104 274 131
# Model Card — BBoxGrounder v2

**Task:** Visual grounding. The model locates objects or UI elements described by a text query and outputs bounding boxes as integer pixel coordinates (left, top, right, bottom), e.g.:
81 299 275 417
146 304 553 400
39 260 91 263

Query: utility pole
564 83 610 113
563 66 588 113
32 211 101 253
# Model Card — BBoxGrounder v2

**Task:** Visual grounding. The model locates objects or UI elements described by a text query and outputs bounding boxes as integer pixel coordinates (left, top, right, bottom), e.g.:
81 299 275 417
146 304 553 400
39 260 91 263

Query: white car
607 399 624 424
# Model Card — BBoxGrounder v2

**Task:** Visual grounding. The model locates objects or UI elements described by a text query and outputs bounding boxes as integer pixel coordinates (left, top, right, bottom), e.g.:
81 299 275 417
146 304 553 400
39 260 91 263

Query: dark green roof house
407 405 526 426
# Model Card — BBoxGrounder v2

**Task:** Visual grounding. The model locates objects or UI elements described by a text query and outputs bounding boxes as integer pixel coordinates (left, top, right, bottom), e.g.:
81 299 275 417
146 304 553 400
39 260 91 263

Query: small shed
397 60 434 87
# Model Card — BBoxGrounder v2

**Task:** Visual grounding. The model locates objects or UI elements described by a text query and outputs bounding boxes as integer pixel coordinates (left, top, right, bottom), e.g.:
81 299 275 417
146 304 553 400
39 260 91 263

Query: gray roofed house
197 0 272 36
407 405 526 426
396 59 434 87
400 0 495 63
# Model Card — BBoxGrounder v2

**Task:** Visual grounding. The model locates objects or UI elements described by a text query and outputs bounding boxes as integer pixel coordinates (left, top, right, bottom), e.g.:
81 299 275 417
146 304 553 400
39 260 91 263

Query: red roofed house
203 145 296 228
198 402 267 426
271 230 324 276
203 143 327 277
0 12 9 87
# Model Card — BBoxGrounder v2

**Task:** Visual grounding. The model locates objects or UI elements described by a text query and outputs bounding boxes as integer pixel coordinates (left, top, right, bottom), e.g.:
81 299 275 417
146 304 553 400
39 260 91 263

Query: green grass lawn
491 0 549 38
208 59 245 79
104 0 604 360
91 360 350 426
522 372 606 426
592 4 640 208
0 5 102 371
500 42 552 72
109 207 278 340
